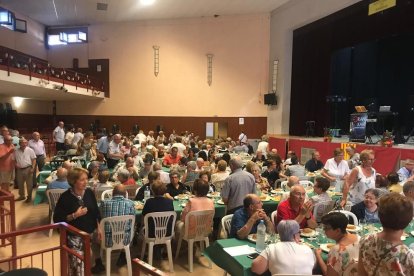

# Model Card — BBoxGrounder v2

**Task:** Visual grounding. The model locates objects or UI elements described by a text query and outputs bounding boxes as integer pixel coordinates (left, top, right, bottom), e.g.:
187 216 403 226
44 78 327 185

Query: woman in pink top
176 179 215 239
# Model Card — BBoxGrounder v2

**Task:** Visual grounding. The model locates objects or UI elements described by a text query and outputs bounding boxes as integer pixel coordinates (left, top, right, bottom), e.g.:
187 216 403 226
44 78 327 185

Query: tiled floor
1 188 225 275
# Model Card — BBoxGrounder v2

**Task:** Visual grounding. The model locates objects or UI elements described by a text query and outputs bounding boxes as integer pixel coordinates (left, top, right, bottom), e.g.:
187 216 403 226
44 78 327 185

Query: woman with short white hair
251 220 315 275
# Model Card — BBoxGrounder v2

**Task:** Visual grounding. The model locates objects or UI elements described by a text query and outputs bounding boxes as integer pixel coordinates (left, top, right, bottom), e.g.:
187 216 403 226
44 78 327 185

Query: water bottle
209 185 214 194
144 186 150 202
256 220 266 252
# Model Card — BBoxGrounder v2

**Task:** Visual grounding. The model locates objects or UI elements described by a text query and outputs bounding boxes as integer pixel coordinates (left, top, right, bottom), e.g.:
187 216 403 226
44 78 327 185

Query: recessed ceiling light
140 0 156 6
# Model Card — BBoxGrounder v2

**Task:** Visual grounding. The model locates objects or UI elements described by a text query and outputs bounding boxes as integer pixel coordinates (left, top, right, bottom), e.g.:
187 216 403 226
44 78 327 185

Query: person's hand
300 201 313 216
8 145 15 153
340 199 346 208
251 210 262 221
257 209 267 220
75 207 88 218
329 176 336 182
97 229 103 241
314 248 322 256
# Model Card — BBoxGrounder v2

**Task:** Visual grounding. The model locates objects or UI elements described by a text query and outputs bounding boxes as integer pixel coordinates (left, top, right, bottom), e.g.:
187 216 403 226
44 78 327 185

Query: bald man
48 168 70 190
0 135 15 191
100 184 135 267
44 160 73 184
29 131 46 188
276 185 317 229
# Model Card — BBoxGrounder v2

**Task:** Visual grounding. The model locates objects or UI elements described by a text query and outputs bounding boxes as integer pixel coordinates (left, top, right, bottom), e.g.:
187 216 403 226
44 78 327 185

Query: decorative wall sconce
272 59 279 92
207 54 213 86
153 45 160 77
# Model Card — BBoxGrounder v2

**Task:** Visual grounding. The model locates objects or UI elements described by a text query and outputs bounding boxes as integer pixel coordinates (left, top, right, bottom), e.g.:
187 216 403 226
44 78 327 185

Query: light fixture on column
153 45 160 77
207 53 213 86
272 60 279 92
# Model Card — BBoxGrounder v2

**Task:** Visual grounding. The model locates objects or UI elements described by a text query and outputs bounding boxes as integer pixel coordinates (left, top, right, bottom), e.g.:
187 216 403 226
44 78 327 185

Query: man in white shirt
71 128 84 147
238 131 248 145
171 136 186 156
64 124 75 150
28 132 46 188
146 130 155 144
53 121 65 152
14 138 36 202
321 148 350 191
107 134 123 169
256 135 269 158
134 130 147 145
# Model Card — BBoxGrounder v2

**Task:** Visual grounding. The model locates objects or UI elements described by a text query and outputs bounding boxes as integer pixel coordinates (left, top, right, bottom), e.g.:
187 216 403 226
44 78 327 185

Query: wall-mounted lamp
153 45 160 77
207 54 213 86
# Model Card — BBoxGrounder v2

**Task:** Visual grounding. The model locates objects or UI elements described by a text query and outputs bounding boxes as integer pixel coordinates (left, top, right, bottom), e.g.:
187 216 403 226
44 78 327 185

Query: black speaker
264 93 277 105
156 125 163 132
132 124 139 134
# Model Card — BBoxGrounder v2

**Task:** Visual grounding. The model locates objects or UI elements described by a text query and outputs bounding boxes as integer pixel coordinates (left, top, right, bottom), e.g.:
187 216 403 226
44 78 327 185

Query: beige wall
267 0 361 135
48 14 270 117
0 96 52 114
0 10 47 60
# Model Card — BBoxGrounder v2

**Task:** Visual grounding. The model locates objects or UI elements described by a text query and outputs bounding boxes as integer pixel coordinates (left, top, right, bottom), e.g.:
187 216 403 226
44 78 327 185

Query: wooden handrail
0 222 89 239
132 258 167 276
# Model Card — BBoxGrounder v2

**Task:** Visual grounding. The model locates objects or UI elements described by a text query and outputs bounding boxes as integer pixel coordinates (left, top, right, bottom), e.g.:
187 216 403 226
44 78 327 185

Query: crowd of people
1 122 414 275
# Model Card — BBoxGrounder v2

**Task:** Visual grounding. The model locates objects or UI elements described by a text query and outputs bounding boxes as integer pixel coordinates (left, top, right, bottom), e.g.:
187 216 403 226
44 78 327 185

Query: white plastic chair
221 214 233 239
213 180 225 192
95 186 113 201
99 215 135 276
281 181 288 191
125 184 140 200
330 210 359 226
101 190 113 201
141 211 176 272
313 201 335 223
271 210 278 225
46 189 67 237
175 210 214 272
300 180 314 189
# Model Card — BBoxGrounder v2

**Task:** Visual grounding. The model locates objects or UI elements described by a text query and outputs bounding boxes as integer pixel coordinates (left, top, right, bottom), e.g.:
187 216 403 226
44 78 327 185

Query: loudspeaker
264 93 277 105
156 125 163 132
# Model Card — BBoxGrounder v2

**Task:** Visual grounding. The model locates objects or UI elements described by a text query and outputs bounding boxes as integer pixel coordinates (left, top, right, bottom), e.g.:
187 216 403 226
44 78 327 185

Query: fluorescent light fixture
48 34 67 46
12 97 24 108
140 0 156 6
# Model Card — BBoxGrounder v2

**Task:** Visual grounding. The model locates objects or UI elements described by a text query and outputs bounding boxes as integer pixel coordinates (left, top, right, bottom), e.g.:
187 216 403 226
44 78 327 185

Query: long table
204 224 414 276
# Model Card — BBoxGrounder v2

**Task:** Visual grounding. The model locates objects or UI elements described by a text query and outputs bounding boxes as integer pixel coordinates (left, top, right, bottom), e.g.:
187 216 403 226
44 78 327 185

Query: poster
349 113 368 142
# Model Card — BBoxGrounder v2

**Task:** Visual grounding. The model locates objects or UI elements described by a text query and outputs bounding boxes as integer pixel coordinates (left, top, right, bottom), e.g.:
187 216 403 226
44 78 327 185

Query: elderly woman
358 193 414 275
211 160 230 182
346 146 360 170
251 164 271 193
175 179 215 238
251 220 315 275
315 212 359 275
350 188 380 223
87 161 101 185
321 148 350 192
53 167 103 273
181 161 199 183
199 170 216 192
341 149 376 207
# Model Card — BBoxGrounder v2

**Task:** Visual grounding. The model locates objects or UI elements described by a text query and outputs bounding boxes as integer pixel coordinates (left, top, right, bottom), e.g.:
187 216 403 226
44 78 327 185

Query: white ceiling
0 0 290 26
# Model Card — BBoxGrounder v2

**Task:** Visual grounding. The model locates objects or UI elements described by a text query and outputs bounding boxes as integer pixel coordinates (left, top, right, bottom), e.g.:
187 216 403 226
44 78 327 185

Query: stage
268 135 414 175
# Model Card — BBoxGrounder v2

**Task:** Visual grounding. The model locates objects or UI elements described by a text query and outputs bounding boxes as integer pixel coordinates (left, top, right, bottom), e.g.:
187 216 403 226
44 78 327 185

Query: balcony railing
0 45 104 96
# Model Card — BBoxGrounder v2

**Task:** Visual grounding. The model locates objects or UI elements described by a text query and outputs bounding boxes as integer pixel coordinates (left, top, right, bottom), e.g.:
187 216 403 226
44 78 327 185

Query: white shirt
72 132 84 146
65 131 74 145
324 158 350 178
14 147 36 168
260 242 315 275
53 126 65 143
108 141 121 160
146 135 155 144
156 169 171 184
135 133 147 144
238 133 247 144
172 143 186 156
28 139 45 155
257 141 269 157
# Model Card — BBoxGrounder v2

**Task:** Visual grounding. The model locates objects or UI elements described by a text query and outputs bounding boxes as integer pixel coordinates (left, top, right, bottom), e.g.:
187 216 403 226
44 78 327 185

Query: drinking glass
359 219 366 238
315 226 323 244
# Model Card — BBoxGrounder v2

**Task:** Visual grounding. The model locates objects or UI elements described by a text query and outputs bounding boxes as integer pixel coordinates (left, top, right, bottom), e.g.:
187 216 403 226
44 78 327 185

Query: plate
300 228 317 237
333 192 343 196
174 195 189 200
411 231 414 237
207 192 220 198
320 243 335 253
272 196 282 202
260 196 271 202
346 225 361 233
181 203 186 208
271 189 283 194
216 200 225 205
247 233 269 243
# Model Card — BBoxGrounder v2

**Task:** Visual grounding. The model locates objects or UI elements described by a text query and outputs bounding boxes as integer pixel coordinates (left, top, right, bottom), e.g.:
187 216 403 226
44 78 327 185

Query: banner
349 113 368 142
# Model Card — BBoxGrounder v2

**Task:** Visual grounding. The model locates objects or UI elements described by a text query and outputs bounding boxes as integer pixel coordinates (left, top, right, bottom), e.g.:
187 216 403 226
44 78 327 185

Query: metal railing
0 45 104 96
0 189 16 269
0 223 91 276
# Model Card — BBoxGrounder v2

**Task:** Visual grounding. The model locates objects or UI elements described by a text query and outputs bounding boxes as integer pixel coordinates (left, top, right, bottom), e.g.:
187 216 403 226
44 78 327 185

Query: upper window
0 7 15 31
46 26 88 47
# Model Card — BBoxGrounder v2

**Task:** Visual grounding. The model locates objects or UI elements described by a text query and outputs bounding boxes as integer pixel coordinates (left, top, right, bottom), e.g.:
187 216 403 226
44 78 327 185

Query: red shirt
276 199 314 229
163 154 181 166
0 144 15 172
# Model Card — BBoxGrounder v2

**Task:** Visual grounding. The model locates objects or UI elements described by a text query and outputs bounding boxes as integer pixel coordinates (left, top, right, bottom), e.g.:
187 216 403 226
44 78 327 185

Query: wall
267 0 360 135
0 96 52 114
0 10 46 60
48 14 270 118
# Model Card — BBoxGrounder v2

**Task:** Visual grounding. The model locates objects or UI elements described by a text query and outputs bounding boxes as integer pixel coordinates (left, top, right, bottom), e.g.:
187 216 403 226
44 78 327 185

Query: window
46 26 88 47
0 7 15 31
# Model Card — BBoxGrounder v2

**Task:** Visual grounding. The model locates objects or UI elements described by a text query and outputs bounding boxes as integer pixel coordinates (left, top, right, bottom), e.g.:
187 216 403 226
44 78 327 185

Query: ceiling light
140 0 156 6
12 97 24 108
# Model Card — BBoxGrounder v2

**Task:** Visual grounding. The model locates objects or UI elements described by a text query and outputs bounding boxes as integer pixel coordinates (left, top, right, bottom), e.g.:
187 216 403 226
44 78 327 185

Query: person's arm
181 200 191 222
251 254 269 275
341 168 358 207
264 215 275 234
315 249 327 276
321 169 336 182
0 146 14 160
236 212 259 239
220 179 230 204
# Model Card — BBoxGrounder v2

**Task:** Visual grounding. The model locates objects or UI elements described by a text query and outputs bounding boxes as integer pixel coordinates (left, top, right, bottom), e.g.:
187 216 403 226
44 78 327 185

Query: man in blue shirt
229 194 274 239
47 168 70 190
398 159 414 183
97 134 112 159
100 184 135 266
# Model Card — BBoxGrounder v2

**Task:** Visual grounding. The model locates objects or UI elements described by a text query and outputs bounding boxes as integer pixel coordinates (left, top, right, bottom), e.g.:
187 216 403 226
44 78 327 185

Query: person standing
14 138 36 202
238 131 248 146
0 135 15 191
28 132 46 188
107 134 123 169
53 121 65 152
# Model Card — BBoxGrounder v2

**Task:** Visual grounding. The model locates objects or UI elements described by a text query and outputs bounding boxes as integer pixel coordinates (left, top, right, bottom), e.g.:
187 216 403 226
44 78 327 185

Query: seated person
116 169 136 186
153 163 170 184
304 151 324 172
44 160 73 184
199 170 216 192
211 160 230 184
176 179 215 238
315 212 359 275
94 170 112 190
195 158 205 172
276 185 317 229
139 158 153 179
284 156 305 178
251 220 315 275
387 172 402 193
47 168 70 190
165 171 189 199
252 164 271 193
112 157 139 182
135 171 159 201
359 193 414 275
181 161 199 183
141 180 174 238
229 194 274 239
375 174 389 198
251 150 266 163
162 146 181 167
403 181 414 211
351 188 380 223
261 160 279 188
310 177 331 204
